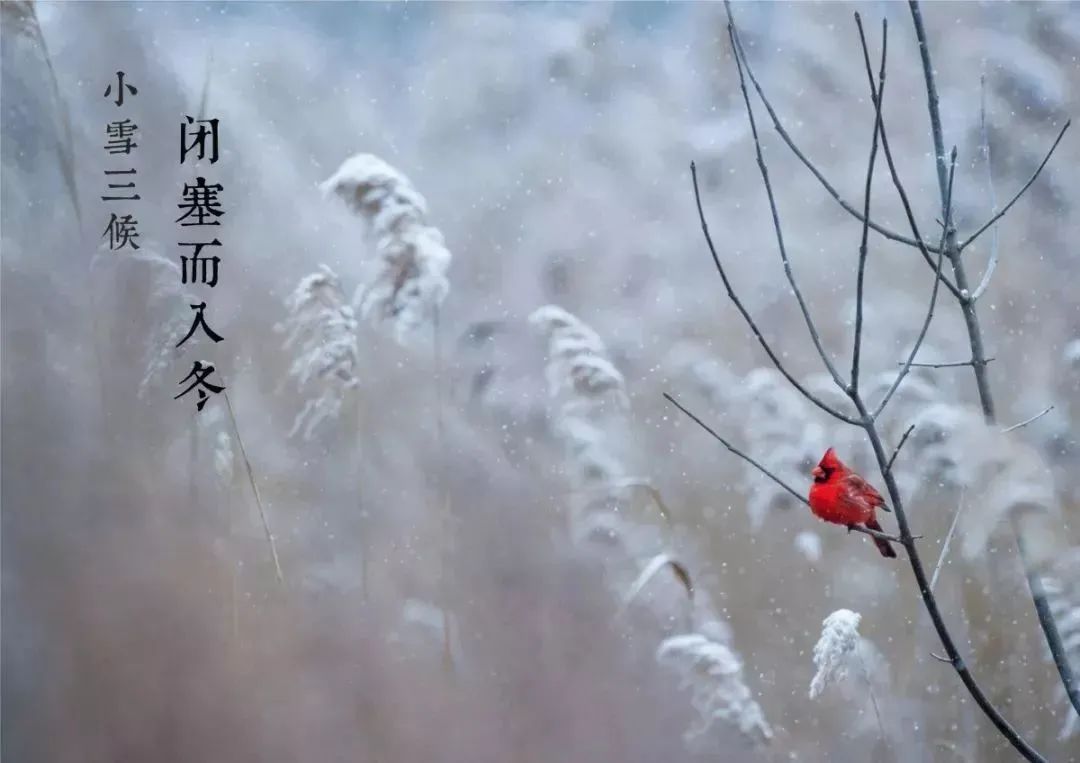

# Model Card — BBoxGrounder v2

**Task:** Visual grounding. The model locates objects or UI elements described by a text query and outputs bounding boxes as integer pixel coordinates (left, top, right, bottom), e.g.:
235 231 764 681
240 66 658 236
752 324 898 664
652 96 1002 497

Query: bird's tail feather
865 517 898 558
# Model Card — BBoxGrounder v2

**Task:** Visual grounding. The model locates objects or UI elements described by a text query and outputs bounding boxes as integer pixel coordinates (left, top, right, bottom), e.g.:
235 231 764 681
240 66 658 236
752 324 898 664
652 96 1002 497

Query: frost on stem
321 154 451 344
1044 547 1080 739
809 609 868 699
656 630 773 747
276 265 360 440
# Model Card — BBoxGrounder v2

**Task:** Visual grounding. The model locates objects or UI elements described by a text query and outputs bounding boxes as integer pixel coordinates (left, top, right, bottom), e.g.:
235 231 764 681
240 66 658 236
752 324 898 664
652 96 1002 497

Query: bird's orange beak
811 466 824 480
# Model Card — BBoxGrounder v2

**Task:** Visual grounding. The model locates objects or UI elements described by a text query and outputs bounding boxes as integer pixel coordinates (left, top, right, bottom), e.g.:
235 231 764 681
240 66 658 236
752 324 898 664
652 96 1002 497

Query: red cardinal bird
809 448 897 558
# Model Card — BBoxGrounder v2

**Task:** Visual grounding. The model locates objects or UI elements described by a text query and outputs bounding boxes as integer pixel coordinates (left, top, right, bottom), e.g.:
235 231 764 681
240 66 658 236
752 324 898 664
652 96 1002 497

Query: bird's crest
818 447 842 470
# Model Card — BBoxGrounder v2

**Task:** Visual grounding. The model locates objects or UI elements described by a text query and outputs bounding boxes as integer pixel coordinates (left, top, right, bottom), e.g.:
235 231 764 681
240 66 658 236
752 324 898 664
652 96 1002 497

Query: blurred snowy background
3 2 1079 761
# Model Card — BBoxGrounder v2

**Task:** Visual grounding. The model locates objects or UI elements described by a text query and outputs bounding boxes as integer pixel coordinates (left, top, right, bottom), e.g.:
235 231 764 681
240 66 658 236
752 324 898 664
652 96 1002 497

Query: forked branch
959 120 1071 254
850 17 888 396
672 8 1048 760
726 21 848 394
909 0 1078 726
872 147 955 421
690 163 858 425
722 1 936 256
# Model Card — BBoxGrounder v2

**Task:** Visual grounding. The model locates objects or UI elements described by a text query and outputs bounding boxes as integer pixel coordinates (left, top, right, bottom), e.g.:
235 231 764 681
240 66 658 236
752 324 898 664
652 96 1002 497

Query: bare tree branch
903 4 1053 756
901 358 994 369
850 18 887 396
680 7 1059 756
725 20 848 395
663 392 807 506
1001 405 1055 434
910 1 1078 729
909 1 997 420
959 120 1071 254
856 27 961 299
722 2 938 254
886 424 916 474
872 147 955 421
690 163 859 424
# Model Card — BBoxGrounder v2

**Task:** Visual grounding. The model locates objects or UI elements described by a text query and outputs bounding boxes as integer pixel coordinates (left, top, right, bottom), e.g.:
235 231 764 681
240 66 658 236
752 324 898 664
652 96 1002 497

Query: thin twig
901 358 994 369
853 525 910 544
849 60 961 298
1001 405 1054 434
725 19 848 395
223 389 285 585
872 147 955 420
970 75 1000 302
959 120 1071 253
886 424 915 474
722 1 936 254
664 392 807 506
690 163 858 424
930 487 965 593
850 16 887 396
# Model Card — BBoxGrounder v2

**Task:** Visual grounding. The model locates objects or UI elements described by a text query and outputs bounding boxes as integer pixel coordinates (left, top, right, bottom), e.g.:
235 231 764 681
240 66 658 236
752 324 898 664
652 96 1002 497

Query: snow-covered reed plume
809 608 890 734
1044 547 1080 739
809 609 865 699
276 265 359 440
532 310 769 747
321 154 451 343
530 305 629 495
656 628 773 747
864 368 941 428
898 401 974 494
